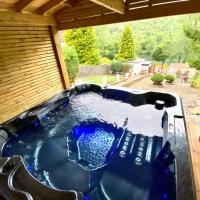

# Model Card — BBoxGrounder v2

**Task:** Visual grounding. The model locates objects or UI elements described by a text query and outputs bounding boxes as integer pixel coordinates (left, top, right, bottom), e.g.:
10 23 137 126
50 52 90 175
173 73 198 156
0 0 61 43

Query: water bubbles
18 140 24 145
2 91 167 193
77 127 115 169
26 145 32 150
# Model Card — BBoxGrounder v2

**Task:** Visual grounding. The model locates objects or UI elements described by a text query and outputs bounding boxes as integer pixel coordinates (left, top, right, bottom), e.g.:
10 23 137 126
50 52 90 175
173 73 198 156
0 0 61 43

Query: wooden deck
187 114 200 200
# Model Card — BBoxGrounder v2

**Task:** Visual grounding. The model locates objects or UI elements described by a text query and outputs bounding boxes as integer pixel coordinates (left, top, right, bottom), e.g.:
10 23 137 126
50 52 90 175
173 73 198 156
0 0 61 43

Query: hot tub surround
0 84 195 200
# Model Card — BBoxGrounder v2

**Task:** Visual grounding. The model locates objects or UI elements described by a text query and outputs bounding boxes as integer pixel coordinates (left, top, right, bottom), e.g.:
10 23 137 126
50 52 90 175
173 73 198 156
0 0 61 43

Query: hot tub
0 84 195 200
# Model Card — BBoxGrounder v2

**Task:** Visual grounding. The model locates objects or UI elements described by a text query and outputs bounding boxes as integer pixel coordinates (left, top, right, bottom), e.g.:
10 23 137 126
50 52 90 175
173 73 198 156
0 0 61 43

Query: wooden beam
11 0 33 12
55 0 96 18
89 0 125 14
58 0 200 30
56 5 109 21
35 0 71 15
49 26 70 89
0 11 57 26
152 0 188 4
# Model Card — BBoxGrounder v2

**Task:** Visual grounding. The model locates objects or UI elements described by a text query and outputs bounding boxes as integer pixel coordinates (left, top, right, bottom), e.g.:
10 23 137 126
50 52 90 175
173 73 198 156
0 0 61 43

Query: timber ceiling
0 0 199 30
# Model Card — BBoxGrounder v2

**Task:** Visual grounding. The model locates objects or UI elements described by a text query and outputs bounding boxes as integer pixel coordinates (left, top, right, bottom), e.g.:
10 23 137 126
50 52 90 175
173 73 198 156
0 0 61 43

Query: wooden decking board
187 115 200 199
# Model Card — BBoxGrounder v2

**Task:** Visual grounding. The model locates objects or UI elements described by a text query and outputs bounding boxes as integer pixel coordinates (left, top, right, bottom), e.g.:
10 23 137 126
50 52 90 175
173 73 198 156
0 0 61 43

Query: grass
79 75 116 85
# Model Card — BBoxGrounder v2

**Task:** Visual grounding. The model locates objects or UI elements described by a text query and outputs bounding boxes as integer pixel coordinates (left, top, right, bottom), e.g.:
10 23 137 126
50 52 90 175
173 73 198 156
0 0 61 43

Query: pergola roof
0 0 200 30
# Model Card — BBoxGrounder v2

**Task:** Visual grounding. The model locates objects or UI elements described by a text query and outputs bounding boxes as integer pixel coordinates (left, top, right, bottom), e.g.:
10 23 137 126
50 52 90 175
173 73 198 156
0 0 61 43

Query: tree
95 17 189 61
183 14 200 69
63 46 79 83
117 25 136 61
164 18 188 63
164 29 188 63
138 37 156 58
65 27 100 65
133 16 187 61
152 45 167 63
96 26 117 60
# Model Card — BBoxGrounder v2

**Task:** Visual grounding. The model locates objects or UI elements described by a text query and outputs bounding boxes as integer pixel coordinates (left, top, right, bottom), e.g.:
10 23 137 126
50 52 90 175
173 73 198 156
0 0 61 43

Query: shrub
190 72 200 88
122 63 131 73
100 57 111 64
110 60 123 73
63 46 79 83
151 73 164 84
165 75 175 83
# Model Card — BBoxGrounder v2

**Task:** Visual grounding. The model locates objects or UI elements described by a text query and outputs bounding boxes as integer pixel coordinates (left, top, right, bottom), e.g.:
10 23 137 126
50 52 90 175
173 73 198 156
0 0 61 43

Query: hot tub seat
0 156 77 200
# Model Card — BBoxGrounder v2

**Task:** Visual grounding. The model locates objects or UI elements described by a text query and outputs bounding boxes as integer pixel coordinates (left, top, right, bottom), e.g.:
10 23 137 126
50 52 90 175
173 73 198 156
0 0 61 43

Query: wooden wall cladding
0 25 64 123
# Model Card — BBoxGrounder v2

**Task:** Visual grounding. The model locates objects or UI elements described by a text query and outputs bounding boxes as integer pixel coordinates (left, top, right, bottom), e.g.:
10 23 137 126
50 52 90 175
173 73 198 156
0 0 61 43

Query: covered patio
0 0 200 200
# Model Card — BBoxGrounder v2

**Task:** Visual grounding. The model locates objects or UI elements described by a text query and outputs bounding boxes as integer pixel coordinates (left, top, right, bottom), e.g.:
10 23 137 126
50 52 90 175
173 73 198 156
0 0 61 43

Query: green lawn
80 75 116 85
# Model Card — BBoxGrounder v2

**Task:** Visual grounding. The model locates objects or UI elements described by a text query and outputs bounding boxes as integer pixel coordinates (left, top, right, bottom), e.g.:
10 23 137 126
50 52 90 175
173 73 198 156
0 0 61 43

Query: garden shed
0 0 199 124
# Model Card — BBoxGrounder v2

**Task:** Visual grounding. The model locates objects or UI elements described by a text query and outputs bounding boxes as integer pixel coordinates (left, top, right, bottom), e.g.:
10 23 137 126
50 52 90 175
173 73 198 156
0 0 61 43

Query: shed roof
0 0 199 30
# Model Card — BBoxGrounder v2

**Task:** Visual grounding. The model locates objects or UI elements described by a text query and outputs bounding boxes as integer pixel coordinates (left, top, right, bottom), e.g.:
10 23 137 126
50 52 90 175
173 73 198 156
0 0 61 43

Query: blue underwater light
27 164 33 173
162 192 168 200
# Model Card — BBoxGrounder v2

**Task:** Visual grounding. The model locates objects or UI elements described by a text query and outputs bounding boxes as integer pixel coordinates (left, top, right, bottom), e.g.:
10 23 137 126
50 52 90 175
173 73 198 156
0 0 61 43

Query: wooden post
49 25 70 89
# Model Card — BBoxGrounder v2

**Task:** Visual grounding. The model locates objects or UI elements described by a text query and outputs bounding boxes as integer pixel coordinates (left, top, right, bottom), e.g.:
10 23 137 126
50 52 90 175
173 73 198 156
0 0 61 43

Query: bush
190 72 200 88
63 46 79 83
165 75 175 83
110 60 123 73
122 63 131 73
100 57 111 64
151 73 164 84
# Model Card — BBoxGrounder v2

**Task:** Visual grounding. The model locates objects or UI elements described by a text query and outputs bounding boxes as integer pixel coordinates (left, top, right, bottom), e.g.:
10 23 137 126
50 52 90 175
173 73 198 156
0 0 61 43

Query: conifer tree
65 27 100 65
117 25 136 61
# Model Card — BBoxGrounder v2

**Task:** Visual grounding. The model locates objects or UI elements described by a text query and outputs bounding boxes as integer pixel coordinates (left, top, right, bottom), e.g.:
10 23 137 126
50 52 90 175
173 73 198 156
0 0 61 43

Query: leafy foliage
63 14 200 68
152 46 167 63
100 57 111 64
63 46 79 83
95 16 189 63
165 75 175 83
96 26 118 60
190 72 200 88
117 25 137 61
151 73 164 84
65 27 100 65
110 60 123 72
183 15 200 69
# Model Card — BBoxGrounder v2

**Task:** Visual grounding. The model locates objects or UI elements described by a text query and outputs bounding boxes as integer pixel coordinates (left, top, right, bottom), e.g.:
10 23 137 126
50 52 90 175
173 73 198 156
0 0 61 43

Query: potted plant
151 73 164 85
165 75 175 84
